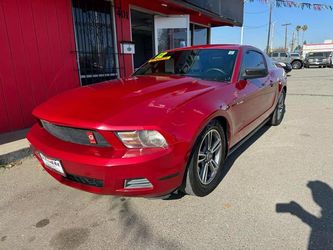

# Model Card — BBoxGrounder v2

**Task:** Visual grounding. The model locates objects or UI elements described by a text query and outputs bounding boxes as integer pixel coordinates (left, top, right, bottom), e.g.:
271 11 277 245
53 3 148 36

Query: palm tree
296 25 302 46
302 25 308 45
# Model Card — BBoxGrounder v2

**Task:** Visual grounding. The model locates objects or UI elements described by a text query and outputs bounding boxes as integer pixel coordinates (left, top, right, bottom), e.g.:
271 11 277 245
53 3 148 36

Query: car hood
33 75 215 130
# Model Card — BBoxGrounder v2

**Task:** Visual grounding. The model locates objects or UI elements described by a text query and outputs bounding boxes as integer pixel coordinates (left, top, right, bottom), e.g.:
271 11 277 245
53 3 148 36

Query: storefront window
72 0 117 85
191 24 209 45
157 28 188 52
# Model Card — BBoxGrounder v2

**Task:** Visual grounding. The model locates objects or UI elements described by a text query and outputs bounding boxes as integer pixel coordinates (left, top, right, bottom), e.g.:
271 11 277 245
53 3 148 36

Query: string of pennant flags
247 0 333 11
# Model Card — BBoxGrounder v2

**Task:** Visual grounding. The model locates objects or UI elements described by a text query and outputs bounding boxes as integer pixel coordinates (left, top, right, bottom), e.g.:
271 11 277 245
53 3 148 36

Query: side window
241 50 267 79
280 52 287 57
272 52 279 57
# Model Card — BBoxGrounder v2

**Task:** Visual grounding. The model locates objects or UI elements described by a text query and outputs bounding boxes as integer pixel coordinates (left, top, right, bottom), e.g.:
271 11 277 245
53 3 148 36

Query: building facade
0 0 243 133
302 40 333 58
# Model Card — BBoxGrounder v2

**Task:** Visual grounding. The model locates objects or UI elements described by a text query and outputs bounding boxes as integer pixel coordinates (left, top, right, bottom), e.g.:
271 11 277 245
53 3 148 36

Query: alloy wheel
197 129 222 185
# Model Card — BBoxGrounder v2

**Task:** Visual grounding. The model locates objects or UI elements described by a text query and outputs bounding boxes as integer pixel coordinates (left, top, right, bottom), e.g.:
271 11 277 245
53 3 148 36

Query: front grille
41 120 109 147
66 173 104 188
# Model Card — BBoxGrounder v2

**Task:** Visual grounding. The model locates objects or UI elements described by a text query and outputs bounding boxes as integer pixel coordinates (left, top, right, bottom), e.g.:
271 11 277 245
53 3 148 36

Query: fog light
124 178 153 189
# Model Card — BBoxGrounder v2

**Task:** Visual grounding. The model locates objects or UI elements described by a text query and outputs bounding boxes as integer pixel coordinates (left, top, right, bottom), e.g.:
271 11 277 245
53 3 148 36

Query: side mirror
242 68 267 80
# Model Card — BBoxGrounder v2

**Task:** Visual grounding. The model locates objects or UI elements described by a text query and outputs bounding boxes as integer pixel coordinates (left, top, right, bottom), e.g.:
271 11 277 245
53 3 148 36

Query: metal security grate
72 0 119 85
66 173 104 187
41 120 109 147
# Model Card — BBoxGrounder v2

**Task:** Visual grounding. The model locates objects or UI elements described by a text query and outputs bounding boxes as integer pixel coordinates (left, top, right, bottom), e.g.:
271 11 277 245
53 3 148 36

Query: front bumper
27 124 187 197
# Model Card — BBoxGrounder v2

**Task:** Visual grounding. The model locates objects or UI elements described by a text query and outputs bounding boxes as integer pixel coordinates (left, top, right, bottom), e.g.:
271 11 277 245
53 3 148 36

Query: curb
0 147 32 165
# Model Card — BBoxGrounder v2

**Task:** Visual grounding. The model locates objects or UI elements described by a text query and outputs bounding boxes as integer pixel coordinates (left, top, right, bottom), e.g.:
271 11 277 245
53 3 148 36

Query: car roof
167 44 260 52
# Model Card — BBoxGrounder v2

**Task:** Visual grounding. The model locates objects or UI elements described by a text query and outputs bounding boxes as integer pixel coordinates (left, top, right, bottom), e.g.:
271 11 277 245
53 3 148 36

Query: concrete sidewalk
0 128 31 165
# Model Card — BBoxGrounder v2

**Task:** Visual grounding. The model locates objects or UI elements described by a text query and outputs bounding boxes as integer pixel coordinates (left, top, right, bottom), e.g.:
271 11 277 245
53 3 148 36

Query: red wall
0 0 79 133
0 0 227 134
114 0 133 78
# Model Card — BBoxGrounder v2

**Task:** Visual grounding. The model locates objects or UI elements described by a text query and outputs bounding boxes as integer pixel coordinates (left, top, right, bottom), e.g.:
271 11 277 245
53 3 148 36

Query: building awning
168 0 243 27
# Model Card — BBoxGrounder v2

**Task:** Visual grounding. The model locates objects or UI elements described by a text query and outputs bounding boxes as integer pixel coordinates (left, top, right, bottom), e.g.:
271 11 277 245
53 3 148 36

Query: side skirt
227 117 271 157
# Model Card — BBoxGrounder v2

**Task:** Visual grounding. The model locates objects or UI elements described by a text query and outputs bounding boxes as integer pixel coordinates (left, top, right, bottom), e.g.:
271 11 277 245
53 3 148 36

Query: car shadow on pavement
220 125 271 185
276 181 333 249
108 196 182 249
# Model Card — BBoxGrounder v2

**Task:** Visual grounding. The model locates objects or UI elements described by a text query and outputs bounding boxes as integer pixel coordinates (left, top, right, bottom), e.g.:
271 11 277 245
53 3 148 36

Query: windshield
134 49 239 82
307 52 324 58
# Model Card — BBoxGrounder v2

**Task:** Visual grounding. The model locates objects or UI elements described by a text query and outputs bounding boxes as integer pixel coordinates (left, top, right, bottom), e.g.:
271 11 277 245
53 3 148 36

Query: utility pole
282 23 292 51
271 22 276 52
266 1 273 54
291 31 295 52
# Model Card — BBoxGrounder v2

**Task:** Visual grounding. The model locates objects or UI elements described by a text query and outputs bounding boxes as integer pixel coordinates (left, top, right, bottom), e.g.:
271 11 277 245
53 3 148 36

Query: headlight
116 130 168 148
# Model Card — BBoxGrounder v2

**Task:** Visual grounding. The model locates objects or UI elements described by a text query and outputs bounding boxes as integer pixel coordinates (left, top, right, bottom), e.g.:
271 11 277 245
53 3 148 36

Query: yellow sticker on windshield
148 52 171 63
156 52 168 58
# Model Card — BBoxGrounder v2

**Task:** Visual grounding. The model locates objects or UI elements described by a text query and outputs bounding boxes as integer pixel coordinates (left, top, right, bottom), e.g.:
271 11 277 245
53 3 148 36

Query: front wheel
183 121 226 197
269 90 286 126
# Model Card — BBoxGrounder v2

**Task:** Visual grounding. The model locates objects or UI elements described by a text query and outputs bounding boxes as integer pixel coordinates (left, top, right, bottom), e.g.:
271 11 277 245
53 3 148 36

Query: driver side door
232 50 271 139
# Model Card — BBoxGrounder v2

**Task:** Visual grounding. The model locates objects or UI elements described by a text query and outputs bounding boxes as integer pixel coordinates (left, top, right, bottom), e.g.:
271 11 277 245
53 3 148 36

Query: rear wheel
270 90 286 126
183 120 226 197
292 60 302 69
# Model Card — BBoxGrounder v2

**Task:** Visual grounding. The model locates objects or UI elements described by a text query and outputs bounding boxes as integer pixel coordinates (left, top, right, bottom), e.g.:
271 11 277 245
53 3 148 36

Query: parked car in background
274 61 292 74
270 51 292 64
304 51 331 68
290 53 304 69
27 45 287 198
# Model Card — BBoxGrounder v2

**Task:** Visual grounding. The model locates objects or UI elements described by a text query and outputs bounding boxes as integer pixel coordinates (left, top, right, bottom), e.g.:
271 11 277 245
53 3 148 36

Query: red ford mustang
27 45 287 198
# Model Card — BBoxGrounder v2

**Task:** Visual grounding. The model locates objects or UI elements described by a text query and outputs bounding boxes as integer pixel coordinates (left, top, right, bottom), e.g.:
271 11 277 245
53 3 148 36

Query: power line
244 24 269 29
245 10 269 14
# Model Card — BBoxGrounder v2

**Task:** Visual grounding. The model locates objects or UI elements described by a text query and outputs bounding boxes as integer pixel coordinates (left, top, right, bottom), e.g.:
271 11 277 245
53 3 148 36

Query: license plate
40 153 65 176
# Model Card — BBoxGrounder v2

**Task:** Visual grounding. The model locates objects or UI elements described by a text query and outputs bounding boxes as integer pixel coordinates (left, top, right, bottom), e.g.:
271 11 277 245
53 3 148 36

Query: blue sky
211 0 333 50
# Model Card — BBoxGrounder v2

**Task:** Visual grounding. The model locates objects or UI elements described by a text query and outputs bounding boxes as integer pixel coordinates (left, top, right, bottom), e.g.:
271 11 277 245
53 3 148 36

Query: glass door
154 15 190 54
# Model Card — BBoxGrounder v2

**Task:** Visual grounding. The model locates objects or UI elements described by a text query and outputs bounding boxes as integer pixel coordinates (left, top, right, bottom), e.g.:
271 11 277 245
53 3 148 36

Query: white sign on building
303 40 333 58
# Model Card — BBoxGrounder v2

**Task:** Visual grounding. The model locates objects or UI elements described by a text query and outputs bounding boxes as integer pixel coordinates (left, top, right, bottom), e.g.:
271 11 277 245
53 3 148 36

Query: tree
302 25 308 45
296 25 302 46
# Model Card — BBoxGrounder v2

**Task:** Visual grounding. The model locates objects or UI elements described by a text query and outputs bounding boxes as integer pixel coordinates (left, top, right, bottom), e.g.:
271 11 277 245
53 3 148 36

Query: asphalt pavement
1 68 333 250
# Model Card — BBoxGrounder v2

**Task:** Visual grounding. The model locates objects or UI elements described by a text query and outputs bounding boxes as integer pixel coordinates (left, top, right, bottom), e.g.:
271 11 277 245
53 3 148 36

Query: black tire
183 120 226 197
291 60 302 69
270 90 286 126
